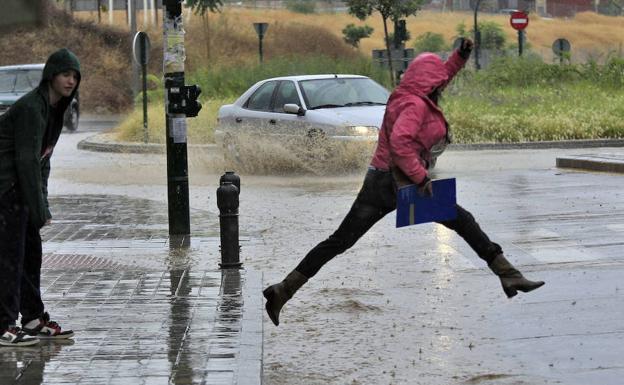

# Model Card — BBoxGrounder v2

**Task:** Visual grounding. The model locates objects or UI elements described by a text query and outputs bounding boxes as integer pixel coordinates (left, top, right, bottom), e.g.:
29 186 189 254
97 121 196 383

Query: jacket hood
396 53 448 98
40 48 81 108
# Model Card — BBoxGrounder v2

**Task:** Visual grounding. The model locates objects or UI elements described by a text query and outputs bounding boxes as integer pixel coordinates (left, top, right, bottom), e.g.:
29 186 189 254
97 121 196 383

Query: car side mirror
284 103 305 116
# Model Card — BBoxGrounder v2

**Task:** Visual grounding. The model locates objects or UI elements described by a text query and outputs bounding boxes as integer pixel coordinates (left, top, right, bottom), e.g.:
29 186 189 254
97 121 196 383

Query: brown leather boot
489 254 545 298
263 270 308 326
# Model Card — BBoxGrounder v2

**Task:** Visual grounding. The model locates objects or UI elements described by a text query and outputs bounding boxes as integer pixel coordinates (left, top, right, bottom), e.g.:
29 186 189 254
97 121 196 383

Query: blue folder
396 178 457 227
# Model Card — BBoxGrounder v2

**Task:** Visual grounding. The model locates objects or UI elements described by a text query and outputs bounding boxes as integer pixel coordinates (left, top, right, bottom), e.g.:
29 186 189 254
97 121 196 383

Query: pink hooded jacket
370 50 468 185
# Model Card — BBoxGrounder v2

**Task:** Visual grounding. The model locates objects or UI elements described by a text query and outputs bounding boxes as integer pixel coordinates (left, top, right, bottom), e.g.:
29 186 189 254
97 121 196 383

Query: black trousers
295 169 502 278
0 187 45 330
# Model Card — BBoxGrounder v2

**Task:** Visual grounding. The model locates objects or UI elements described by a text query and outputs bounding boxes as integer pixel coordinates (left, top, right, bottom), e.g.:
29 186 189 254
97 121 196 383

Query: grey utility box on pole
372 45 415 81
253 22 269 63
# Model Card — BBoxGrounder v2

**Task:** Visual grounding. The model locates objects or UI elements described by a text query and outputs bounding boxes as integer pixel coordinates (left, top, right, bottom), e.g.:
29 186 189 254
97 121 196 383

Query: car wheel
64 103 79 132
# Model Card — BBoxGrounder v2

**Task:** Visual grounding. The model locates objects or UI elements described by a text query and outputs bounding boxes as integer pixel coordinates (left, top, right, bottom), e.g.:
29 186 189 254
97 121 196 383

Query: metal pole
164 0 191 241
150 0 156 25
109 0 114 25
258 34 264 63
473 0 482 70
518 30 524 56
142 41 148 144
130 0 139 97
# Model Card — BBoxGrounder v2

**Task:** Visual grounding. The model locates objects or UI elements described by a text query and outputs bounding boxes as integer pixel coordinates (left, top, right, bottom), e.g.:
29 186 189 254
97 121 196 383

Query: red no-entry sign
510 11 529 30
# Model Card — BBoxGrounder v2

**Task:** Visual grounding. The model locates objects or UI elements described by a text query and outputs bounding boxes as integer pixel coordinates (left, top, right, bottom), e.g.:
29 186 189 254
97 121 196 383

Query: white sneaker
0 327 40 347
22 312 74 340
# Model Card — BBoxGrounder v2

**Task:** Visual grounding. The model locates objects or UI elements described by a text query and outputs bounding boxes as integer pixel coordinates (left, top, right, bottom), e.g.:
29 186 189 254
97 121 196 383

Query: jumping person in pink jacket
263 38 545 327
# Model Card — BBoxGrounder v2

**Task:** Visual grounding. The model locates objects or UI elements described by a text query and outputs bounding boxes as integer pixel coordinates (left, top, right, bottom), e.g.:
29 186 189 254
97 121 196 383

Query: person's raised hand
459 38 474 59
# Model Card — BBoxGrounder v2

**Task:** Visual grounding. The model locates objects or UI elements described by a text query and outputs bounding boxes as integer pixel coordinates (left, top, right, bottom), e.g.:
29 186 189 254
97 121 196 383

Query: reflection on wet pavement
0 194 262 385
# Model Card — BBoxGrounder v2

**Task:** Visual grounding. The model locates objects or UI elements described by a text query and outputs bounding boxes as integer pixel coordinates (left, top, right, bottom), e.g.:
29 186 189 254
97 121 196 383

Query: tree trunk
382 16 395 86
97 0 102 23
202 13 211 61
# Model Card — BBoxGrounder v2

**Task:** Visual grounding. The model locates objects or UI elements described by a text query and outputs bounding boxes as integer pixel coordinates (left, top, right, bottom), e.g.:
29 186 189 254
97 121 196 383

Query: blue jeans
0 186 44 330
295 169 502 278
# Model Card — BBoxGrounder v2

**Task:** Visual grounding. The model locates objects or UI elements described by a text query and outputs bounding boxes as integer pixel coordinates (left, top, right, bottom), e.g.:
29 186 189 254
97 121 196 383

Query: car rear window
14 70 42 92
0 72 16 93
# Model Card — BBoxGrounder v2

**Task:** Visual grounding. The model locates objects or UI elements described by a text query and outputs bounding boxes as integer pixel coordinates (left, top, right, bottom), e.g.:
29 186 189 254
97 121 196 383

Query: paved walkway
0 195 263 385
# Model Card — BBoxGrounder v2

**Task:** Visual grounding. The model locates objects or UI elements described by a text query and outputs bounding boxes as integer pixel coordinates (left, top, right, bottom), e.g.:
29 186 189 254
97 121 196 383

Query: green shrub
413 32 447 53
479 21 506 50
455 20 506 50
189 55 392 99
342 24 374 48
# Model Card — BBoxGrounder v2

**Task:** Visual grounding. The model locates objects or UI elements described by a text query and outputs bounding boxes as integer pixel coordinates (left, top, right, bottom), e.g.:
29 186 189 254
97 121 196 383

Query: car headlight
348 126 378 136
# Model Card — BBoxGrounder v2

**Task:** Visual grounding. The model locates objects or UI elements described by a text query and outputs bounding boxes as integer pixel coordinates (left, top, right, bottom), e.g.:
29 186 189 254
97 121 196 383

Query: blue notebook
396 178 457 227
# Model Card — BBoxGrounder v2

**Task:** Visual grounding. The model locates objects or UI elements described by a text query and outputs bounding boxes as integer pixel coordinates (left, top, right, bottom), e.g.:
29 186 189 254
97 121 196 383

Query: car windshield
299 77 389 110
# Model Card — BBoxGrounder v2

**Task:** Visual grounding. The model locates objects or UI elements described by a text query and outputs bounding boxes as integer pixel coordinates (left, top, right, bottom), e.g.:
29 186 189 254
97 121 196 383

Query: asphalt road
51 117 624 385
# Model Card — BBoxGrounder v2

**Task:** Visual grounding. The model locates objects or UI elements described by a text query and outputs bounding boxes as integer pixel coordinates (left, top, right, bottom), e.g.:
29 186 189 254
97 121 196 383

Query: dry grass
50 7 623 113
78 8 624 64
0 4 133 113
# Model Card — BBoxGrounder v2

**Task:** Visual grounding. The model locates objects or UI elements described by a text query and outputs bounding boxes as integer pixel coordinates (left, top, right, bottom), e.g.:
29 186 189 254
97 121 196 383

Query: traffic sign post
133 31 151 144
552 38 571 64
510 11 529 57
253 22 269 63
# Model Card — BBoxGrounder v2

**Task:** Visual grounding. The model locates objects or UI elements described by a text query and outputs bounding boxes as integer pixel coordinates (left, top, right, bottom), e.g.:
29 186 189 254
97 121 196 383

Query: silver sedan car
215 74 389 168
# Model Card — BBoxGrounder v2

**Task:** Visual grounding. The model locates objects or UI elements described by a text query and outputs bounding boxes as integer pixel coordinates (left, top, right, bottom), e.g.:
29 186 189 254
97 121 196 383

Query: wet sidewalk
0 195 263 385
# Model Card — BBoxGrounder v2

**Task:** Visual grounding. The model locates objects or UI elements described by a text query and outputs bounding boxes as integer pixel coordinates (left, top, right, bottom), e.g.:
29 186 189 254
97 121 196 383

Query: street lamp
473 0 483 70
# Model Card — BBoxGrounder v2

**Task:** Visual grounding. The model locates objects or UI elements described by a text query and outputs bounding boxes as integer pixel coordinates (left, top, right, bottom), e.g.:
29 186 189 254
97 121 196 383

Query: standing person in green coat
0 48 80 346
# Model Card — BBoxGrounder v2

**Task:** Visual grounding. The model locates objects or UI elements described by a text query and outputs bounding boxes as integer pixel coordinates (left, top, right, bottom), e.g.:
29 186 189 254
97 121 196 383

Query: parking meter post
163 0 191 240
217 178 242 269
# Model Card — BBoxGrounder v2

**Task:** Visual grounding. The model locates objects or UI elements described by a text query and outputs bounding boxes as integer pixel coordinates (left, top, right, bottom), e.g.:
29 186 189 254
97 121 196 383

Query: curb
556 154 624 174
447 139 624 151
77 133 218 154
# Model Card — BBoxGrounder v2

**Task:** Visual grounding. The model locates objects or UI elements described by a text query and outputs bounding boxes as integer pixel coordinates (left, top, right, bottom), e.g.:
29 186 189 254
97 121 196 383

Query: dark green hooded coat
0 48 81 228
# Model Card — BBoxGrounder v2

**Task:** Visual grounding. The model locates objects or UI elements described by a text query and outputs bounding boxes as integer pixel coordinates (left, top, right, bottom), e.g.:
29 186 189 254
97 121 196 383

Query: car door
266 80 310 139
228 80 278 137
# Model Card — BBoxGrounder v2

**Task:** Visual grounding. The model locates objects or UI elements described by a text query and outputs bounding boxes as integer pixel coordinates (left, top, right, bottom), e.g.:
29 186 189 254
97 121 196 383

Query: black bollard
217 173 242 269
219 171 240 194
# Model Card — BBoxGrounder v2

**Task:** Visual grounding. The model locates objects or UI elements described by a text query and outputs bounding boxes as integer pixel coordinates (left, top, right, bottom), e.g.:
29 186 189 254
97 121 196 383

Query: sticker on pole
172 118 187 144
510 11 529 31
